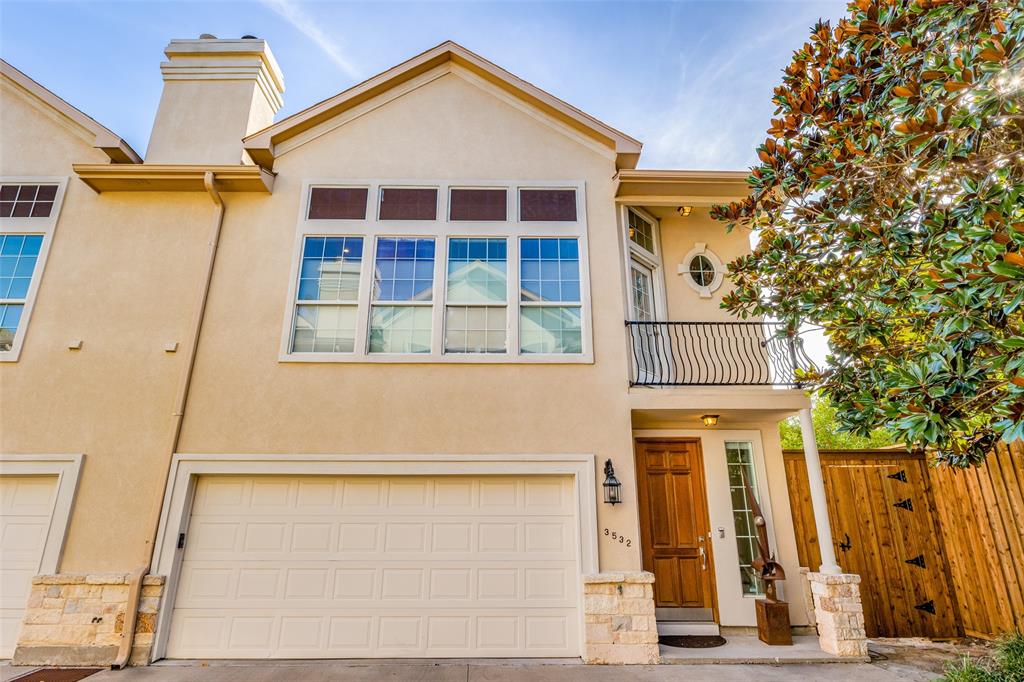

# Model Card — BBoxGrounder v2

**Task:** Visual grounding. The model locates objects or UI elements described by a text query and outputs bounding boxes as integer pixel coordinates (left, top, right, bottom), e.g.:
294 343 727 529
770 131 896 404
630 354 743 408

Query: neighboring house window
284 181 590 362
291 236 363 352
379 188 438 221
307 187 367 220
520 238 582 354
0 184 57 218
445 238 507 353
726 441 765 596
369 237 435 353
0 234 43 350
519 188 577 222
1 179 65 361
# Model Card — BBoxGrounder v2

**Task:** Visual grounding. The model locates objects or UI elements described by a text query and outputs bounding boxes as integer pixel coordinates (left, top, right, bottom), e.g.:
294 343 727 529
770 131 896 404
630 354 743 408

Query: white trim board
0 453 83 573
149 452 599 661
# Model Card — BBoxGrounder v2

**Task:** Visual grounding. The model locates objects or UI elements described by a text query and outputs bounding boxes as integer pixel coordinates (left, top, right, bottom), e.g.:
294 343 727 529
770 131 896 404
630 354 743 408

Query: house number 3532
603 528 632 547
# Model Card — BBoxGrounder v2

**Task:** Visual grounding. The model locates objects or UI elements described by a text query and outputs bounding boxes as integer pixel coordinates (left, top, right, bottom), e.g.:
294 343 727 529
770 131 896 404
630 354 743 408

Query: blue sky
0 0 846 170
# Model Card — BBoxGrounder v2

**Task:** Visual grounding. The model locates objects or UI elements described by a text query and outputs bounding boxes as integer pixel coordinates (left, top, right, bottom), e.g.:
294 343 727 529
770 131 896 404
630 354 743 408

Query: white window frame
0 176 68 362
279 179 592 364
621 206 666 321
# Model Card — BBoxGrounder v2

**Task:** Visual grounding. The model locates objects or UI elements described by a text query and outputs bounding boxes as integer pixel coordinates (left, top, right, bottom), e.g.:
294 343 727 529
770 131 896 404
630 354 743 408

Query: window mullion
353 235 375 357
509 236 521 356
429 237 446 359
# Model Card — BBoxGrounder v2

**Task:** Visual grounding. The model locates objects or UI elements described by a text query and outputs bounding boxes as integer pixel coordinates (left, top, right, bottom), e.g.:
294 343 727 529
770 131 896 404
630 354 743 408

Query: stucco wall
0 79 213 570
657 207 754 322
171 72 643 571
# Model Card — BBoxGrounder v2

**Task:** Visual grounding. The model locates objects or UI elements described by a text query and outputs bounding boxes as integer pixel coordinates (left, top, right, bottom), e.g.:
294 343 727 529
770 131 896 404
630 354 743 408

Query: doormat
11 669 102 682
659 635 727 648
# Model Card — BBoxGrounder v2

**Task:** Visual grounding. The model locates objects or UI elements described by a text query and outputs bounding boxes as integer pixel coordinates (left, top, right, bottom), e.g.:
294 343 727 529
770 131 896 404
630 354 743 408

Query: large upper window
291 236 363 353
284 181 590 362
379 188 438 221
445 238 507 353
369 238 435 353
520 238 582 354
307 187 367 220
519 189 577 222
1 178 64 361
726 441 765 596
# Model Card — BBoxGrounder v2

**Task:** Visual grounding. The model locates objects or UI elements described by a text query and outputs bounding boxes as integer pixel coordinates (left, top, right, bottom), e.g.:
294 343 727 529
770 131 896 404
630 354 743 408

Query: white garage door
166 475 581 658
1 476 58 658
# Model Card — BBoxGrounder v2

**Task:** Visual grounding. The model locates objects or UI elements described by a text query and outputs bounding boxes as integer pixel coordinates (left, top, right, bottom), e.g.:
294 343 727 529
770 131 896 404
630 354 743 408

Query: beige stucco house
0 37 864 666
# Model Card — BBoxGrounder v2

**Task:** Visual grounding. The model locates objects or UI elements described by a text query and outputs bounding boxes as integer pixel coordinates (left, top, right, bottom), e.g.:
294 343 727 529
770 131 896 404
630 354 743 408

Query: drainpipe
112 171 225 669
798 407 842 574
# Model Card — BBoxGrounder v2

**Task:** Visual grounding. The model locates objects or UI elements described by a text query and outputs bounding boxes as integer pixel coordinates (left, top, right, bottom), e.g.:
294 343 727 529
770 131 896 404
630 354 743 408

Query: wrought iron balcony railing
626 321 815 387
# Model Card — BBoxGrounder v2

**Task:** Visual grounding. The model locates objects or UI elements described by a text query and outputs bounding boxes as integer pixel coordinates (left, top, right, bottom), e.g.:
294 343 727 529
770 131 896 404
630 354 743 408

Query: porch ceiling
628 387 810 429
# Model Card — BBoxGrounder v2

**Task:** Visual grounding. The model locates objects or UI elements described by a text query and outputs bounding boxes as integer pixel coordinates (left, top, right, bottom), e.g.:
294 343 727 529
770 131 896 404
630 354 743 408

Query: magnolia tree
712 0 1024 467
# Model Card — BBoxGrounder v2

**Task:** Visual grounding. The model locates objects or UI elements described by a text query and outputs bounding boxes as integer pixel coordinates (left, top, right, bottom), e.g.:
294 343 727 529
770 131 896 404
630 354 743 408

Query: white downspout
799 407 841 574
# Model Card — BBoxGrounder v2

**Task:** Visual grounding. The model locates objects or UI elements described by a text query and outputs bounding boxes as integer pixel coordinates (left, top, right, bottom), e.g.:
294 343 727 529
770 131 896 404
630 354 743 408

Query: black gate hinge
915 600 936 615
893 498 914 511
888 470 908 483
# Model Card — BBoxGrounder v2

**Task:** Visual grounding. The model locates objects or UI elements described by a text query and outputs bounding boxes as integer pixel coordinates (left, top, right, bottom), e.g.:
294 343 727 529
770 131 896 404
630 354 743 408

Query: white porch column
799 407 841 574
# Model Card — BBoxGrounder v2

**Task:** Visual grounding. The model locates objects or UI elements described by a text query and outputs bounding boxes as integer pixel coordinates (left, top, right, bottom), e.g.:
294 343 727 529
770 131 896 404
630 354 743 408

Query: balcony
625 321 815 387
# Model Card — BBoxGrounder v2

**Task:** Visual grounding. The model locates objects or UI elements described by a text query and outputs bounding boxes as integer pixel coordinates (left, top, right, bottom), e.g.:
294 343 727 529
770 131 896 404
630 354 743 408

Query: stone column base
582 571 659 664
807 572 868 658
12 573 165 667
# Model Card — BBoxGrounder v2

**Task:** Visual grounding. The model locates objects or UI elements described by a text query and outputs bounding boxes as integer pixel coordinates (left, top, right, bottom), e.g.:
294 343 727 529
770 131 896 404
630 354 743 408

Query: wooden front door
635 439 716 614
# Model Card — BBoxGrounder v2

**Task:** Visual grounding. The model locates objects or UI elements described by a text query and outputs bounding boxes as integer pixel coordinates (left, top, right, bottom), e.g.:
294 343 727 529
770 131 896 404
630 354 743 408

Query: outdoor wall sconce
603 459 622 505
701 414 720 427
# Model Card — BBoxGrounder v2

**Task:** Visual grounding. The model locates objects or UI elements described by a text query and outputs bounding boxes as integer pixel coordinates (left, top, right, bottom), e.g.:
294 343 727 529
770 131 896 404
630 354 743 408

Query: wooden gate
784 450 961 638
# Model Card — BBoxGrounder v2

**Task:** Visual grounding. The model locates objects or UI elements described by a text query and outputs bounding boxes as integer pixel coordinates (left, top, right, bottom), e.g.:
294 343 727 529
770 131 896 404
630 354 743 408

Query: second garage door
166 474 581 658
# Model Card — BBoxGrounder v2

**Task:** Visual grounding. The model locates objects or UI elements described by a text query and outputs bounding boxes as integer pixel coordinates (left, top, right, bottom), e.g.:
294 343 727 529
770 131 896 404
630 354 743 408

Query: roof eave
73 164 275 193
615 169 751 206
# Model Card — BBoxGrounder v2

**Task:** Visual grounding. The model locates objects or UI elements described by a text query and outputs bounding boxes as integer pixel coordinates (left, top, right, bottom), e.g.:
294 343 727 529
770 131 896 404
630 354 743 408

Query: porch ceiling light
701 414 720 427
603 459 622 505
677 205 693 216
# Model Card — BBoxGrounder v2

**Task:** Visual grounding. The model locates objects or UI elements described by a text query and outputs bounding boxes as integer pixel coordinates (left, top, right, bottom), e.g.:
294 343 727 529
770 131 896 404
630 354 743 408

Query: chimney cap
242 34 258 39
199 33 218 39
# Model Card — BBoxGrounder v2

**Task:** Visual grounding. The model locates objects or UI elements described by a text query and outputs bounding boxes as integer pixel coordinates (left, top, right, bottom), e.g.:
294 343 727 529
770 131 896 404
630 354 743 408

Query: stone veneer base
807 572 868 658
582 571 660 664
12 573 165 667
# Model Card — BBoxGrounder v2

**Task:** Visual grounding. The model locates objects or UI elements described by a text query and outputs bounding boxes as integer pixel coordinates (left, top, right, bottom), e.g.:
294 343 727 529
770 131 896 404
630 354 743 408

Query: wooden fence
784 442 1024 640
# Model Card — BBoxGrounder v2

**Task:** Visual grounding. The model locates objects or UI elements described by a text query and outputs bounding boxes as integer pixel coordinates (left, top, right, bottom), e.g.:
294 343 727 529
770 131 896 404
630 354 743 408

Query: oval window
687 254 716 287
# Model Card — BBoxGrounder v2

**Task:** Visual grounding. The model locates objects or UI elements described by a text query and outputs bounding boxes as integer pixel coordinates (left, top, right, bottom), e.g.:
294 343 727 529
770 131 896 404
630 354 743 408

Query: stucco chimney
145 37 285 165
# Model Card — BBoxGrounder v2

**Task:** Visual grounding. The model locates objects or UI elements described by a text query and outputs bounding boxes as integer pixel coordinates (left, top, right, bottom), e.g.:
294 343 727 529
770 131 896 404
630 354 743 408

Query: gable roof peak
243 40 641 170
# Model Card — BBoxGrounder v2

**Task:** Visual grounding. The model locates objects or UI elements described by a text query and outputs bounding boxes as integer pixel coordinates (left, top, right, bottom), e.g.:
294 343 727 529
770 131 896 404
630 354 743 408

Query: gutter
112 171 225 669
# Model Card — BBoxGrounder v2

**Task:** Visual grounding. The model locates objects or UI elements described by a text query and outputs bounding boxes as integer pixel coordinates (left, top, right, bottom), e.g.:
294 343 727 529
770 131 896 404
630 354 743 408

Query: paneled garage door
1 475 58 658
166 475 581 658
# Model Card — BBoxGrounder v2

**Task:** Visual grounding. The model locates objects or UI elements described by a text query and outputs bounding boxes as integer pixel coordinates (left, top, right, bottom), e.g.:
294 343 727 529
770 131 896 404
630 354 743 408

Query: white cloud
260 0 361 79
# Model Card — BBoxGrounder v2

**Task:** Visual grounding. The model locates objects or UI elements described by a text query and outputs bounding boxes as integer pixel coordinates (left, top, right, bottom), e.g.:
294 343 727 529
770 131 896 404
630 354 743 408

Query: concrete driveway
67 659 940 682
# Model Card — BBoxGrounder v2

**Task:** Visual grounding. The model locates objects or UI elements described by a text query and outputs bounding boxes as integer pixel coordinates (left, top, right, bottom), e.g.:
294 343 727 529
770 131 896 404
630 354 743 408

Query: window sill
277 352 594 365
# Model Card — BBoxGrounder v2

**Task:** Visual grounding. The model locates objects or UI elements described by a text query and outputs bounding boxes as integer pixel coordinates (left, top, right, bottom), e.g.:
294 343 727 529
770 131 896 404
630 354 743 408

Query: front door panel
636 440 715 612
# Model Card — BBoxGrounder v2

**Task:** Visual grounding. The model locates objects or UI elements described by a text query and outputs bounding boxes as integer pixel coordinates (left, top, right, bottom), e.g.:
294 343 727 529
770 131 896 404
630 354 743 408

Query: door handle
699 546 707 570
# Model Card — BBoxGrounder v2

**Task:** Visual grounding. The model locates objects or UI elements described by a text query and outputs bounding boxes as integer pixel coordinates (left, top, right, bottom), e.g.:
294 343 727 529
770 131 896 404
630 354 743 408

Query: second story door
630 259 655 321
